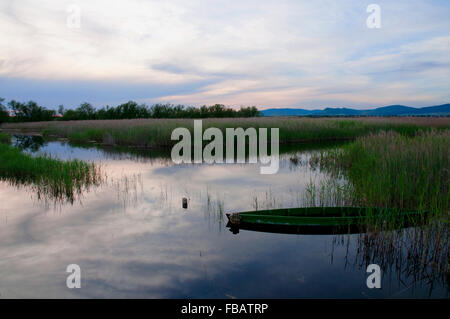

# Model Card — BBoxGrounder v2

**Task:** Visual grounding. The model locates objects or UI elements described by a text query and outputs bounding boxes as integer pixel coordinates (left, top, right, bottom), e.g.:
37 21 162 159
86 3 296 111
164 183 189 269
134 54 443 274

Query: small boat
226 207 425 235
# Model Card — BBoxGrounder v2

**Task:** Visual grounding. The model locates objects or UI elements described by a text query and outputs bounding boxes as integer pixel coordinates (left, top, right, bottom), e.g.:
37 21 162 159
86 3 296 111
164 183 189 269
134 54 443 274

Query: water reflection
12 135 46 152
226 221 362 235
0 137 447 298
224 205 448 297
331 222 449 297
1 137 103 206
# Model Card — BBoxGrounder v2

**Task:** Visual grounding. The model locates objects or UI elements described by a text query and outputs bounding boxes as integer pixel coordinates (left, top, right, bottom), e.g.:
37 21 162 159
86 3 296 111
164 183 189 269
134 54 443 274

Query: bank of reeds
0 141 102 203
2 117 448 148
310 130 450 216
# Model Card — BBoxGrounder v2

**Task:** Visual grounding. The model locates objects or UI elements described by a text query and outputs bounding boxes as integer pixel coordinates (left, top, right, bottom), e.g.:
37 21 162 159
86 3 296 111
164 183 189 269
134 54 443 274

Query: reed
3 117 448 148
0 132 11 144
0 143 102 203
311 130 450 216
331 220 449 294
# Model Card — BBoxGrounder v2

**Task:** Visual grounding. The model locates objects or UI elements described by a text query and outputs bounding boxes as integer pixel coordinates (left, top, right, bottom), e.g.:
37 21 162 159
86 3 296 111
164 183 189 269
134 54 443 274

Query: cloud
0 0 449 108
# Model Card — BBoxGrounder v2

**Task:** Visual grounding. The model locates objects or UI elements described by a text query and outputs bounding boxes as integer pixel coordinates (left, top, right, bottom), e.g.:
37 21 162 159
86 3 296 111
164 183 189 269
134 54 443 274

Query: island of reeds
0 132 102 204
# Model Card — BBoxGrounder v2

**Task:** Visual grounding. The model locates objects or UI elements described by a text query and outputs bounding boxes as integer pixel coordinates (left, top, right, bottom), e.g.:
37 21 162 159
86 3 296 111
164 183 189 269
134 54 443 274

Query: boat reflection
225 206 427 236
226 221 363 235
227 217 449 296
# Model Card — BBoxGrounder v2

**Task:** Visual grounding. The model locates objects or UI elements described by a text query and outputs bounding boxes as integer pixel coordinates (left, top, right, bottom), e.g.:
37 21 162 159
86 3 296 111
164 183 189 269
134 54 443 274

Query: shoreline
1 116 449 149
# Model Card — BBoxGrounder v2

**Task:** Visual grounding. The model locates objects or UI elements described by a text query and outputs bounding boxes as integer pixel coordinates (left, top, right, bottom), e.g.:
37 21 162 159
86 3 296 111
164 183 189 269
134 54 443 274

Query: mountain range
260 104 450 117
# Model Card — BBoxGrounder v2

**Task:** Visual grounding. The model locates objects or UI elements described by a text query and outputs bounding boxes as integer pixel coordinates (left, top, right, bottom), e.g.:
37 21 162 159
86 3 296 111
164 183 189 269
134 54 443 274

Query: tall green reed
0 143 102 204
310 130 450 217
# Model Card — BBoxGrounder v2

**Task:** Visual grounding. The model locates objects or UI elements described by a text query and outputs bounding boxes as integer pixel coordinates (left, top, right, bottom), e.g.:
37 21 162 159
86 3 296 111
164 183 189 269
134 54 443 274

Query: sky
0 0 449 110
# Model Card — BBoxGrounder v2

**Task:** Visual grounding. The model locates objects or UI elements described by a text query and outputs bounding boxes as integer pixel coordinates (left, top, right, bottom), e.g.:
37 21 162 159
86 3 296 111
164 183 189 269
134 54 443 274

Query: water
0 136 447 298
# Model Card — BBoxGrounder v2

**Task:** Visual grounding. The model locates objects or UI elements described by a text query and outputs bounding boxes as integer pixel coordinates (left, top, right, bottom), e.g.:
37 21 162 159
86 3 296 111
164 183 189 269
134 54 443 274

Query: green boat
226 207 426 235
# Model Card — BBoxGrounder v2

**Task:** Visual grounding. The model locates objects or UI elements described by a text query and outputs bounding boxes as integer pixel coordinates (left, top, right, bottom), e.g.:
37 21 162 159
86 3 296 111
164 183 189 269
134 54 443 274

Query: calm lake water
0 136 448 298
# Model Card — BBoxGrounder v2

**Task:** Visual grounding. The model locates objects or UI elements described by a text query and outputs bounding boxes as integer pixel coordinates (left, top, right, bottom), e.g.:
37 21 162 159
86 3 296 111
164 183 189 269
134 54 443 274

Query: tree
0 97 9 123
51 100 260 121
115 101 150 119
6 100 54 122
76 102 96 120
62 109 79 121
58 105 65 116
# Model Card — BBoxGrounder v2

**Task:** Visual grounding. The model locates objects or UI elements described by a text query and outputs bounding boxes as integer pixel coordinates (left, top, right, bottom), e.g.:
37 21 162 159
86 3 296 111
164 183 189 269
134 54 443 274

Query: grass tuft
0 132 11 144
0 143 102 204
311 130 450 216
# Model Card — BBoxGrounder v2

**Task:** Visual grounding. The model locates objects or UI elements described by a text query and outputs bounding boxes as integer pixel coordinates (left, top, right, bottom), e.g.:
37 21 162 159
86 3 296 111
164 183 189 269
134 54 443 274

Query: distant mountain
321 108 362 116
260 108 312 116
260 104 450 117
363 105 415 116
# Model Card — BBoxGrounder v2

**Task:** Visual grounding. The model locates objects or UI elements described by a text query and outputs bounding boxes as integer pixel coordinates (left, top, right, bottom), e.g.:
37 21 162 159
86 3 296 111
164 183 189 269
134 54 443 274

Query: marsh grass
310 130 450 218
303 177 357 208
4 117 448 148
0 143 102 204
0 132 11 144
331 220 449 295
204 190 225 232
110 173 143 211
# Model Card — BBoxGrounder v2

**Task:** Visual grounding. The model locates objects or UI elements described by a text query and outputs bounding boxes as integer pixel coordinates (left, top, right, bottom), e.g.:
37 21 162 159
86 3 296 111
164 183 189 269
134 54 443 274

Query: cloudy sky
0 0 449 109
